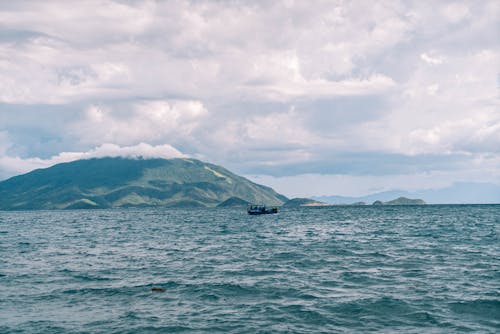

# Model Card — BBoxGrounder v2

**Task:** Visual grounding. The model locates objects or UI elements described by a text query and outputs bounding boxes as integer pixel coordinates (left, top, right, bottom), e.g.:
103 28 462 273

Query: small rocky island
372 197 426 205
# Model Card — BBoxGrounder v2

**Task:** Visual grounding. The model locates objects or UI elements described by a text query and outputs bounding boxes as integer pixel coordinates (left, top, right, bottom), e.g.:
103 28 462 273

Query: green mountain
0 157 288 210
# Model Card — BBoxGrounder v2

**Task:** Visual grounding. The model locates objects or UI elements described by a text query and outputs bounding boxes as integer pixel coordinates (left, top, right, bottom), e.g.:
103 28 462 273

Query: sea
0 205 498 333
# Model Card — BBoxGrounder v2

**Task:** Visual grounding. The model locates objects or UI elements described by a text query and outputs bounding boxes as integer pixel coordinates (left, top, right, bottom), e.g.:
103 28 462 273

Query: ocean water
0 205 498 333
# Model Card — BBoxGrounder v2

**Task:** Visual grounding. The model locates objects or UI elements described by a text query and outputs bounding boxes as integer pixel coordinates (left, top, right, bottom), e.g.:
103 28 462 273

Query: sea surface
0 205 498 333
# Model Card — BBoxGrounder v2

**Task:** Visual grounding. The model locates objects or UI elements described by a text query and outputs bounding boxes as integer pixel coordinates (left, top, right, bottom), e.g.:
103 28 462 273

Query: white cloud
0 1 154 45
252 73 395 101
420 53 445 65
0 142 185 179
442 3 471 24
348 48 500 155
0 1 405 105
70 99 209 146
0 39 134 104
407 116 500 154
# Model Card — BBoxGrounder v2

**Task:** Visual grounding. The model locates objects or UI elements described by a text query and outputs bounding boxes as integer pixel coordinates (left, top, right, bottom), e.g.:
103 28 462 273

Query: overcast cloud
0 0 499 197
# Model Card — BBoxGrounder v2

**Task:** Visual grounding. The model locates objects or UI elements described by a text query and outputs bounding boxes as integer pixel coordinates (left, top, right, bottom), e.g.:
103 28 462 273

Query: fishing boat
247 204 278 215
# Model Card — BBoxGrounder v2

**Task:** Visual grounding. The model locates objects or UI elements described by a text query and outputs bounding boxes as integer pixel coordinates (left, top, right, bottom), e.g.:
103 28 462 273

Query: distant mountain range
313 182 500 205
281 196 425 207
282 198 330 207
0 158 288 210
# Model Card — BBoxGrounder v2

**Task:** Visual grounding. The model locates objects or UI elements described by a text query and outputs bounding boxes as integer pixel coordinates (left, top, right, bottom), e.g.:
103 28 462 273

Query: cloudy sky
0 0 499 197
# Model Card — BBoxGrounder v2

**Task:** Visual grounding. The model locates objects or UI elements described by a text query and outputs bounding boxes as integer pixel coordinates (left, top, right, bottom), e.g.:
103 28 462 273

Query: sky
0 0 499 198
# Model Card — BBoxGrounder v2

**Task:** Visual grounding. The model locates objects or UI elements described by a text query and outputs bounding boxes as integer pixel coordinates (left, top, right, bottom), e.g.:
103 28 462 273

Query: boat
247 204 278 215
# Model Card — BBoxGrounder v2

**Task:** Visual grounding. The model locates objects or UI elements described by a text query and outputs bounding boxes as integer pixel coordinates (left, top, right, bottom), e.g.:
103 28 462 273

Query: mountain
373 197 426 205
411 183 500 204
283 198 329 207
383 197 426 205
313 182 500 204
0 157 288 210
313 190 408 205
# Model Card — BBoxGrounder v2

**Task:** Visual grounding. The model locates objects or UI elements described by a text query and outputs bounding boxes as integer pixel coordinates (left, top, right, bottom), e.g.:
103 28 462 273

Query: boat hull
247 205 278 215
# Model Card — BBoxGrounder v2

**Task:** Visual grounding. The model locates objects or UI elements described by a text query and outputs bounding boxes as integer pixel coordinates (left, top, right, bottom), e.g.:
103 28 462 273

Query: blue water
0 205 499 333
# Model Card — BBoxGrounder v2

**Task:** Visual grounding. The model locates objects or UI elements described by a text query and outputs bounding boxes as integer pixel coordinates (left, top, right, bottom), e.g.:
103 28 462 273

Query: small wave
116 325 195 333
227 269 282 277
11 320 66 333
404 311 440 325
72 274 114 282
340 271 383 284
61 282 179 297
199 293 220 301
327 296 415 320
271 251 306 260
293 258 331 269
449 299 500 319
62 286 124 296
279 304 333 326
202 282 256 297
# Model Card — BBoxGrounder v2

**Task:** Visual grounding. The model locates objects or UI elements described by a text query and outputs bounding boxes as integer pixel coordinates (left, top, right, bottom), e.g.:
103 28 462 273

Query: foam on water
0 205 499 333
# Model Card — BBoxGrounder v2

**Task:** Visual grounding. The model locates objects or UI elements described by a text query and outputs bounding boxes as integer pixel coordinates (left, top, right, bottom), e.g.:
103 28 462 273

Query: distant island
378 197 426 205
0 157 288 210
